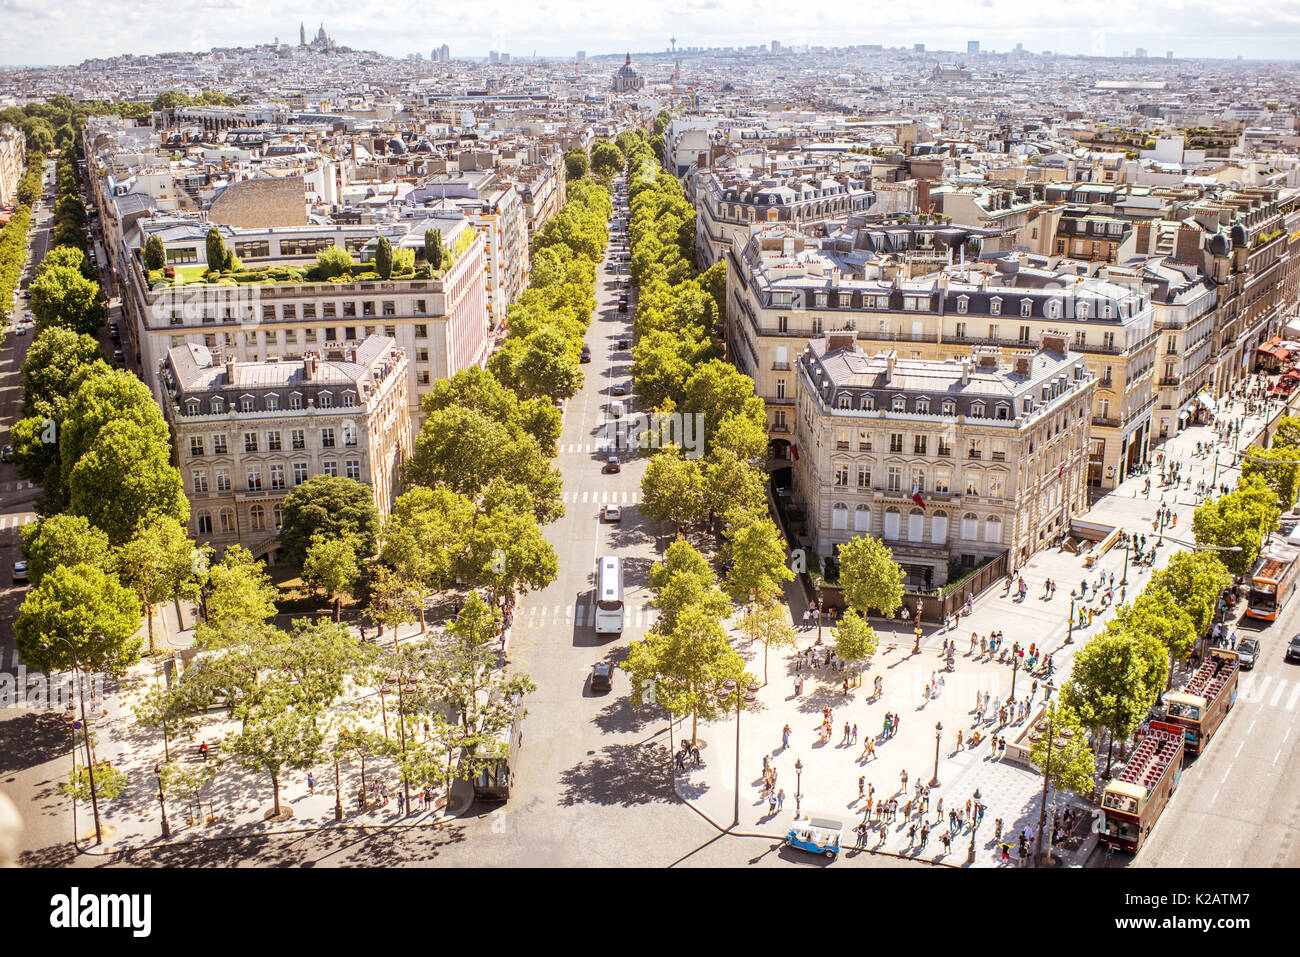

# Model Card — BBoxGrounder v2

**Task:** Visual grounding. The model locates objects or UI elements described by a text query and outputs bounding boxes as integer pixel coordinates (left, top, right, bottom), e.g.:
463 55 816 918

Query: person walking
851 723 858 743
863 738 876 761
900 768 909 793
859 775 866 800
782 723 791 749
777 788 785 812
919 824 929 850
307 771 315 795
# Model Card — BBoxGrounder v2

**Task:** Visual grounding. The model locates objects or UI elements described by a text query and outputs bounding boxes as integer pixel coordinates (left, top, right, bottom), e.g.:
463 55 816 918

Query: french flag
790 441 799 461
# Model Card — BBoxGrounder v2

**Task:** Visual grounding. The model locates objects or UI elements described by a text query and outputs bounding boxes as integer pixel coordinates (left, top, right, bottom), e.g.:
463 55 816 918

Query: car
612 382 627 396
12 561 27 585
1236 636 1259 669
553 398 565 411
15 324 24 336
580 346 591 364
1287 634 1300 664
113 349 124 364
1 446 12 462
603 504 622 522
618 300 628 313
590 662 613 693
618 337 630 350
603 456 621 474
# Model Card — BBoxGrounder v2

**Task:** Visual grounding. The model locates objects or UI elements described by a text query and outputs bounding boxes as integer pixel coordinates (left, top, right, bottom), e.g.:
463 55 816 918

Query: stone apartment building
123 219 489 424
727 227 1156 491
161 335 411 562
792 333 1095 582
0 124 24 208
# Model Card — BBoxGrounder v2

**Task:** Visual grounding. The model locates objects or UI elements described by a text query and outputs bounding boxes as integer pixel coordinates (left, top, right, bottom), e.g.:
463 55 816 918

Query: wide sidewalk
677 390 1274 866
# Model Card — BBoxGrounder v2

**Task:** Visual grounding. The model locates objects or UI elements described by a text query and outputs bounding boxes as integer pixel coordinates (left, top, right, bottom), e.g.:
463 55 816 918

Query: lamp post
1010 653 1020 703
1121 538 1129 587
815 587 824 644
44 637 102 846
1034 685 1059 868
930 721 942 788
154 762 170 839
1067 595 1075 643
794 758 803 815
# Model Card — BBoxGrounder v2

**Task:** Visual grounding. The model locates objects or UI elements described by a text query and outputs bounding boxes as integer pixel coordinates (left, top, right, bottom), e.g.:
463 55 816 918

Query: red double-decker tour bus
1099 719 1185 854
1162 647 1240 755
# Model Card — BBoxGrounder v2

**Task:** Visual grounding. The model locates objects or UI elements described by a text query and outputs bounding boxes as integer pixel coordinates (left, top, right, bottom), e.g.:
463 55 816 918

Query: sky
4 0 1300 66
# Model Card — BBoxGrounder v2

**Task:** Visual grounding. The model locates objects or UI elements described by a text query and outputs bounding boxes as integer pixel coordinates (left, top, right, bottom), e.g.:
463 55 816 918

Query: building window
345 460 361 480
342 302 356 318
834 464 849 486
192 470 208 493
1019 326 1031 344
293 462 309 485
382 301 396 316
218 508 235 534
889 433 904 453
246 469 262 491
215 468 231 492
291 429 305 450
857 466 871 488
913 435 927 455
267 430 282 451
1020 299 1033 317
966 474 981 496
342 392 357 408
303 304 317 320
935 470 951 494
956 297 968 314
883 507 901 539
414 324 428 339
211 433 227 454
907 508 924 542
961 512 978 540
887 466 902 492
249 505 266 531
322 461 338 477
831 503 849 530
916 397 929 414
990 297 1002 316
243 432 258 453
930 511 949 543
321 428 335 448
937 436 952 457
290 394 302 410
320 392 333 409
853 504 871 532
984 516 1003 543
274 505 284 530
190 436 205 456
270 465 286 490
858 431 872 451
415 300 427 315
211 397 224 414
838 394 851 410
195 512 212 535
266 395 278 411
860 395 873 411
989 476 1005 498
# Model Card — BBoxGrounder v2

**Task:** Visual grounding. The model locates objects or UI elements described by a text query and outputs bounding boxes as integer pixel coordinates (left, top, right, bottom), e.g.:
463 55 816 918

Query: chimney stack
1014 354 1031 377
224 355 236 384
884 350 896 382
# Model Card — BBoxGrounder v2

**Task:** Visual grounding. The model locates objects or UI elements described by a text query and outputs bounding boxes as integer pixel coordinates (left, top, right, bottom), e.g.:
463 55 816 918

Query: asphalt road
1132 593 1300 867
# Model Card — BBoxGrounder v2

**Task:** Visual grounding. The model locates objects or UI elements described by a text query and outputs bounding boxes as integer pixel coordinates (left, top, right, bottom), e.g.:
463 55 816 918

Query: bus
1162 647 1239 755
1099 719 1184 854
465 697 524 803
594 556 625 634
1245 543 1300 621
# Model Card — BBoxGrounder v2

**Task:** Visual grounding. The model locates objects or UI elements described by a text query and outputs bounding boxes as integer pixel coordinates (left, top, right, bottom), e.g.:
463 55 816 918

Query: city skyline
4 0 1300 66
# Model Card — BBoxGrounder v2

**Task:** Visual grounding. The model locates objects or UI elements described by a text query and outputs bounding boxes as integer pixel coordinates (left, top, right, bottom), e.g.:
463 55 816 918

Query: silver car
1236 637 1258 669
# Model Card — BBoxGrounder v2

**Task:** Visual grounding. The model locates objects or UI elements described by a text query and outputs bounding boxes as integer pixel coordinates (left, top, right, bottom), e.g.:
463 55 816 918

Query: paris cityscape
0 5 1294 901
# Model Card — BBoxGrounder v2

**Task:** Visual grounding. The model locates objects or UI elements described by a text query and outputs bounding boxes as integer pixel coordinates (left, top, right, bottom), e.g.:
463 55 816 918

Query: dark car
113 349 124 364
603 456 621 474
618 337 630 350
1287 634 1300 664
580 345 591 364
612 382 627 396
1236 636 1259 669
618 300 628 313
0 446 12 463
590 662 613 693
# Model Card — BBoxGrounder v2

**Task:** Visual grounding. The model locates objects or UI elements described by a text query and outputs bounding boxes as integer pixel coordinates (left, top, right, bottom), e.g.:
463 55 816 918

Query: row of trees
1193 473 1280 577
1 93 241 157
51 150 88 253
0 158 44 325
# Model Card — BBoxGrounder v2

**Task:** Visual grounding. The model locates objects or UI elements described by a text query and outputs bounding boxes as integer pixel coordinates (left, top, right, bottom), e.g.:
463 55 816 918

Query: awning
1197 394 1216 412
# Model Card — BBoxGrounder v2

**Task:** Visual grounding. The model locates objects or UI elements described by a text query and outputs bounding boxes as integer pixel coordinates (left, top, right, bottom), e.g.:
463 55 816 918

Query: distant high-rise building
440 44 449 60
576 50 586 64
489 50 499 64
968 40 980 54
1015 42 1024 53
1135 47 1147 58
772 39 782 54
914 43 925 52
500 52 510 64
299 22 306 46
1166 50 1173 59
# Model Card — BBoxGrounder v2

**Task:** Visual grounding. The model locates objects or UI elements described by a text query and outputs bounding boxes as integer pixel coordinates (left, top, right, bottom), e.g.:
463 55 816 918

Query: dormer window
942 399 956 415
211 397 224 414
916 397 930 414
240 395 255 413
838 394 851 410
971 401 986 417
956 295 969 314
892 396 905 412
342 391 357 408
860 395 874 411
1020 299 1033 317
186 399 200 415
996 403 1010 420
289 392 303 410
319 392 333 408
1077 301 1090 319
1102 301 1113 318
1045 300 1060 319
990 297 1002 316
266 394 278 411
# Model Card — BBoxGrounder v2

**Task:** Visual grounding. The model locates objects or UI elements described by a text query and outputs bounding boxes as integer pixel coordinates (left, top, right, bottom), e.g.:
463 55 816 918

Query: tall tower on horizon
299 22 306 46
670 36 677 54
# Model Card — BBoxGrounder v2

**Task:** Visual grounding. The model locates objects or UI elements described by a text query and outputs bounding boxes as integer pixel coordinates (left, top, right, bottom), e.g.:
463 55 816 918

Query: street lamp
930 721 942 788
43 637 102 846
815 587 824 644
1121 535 1129 587
716 678 760 829
794 758 803 815
1034 685 1060 868
1010 653 1020 703
154 762 170 840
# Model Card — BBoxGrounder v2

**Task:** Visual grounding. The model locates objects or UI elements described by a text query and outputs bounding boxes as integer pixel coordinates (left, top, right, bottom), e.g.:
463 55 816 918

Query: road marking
1234 738 1246 758
1220 764 1232 783
564 604 573 622
1284 728 1293 747
581 492 589 503
1246 718 1257 736
622 491 629 503
1269 682 1285 708
553 604 561 621
1274 749 1282 765
1245 676 1270 703
1287 683 1300 712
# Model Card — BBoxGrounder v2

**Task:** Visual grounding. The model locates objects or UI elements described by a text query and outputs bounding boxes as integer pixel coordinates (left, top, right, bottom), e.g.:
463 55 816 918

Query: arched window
853 504 871 532
930 511 948 544
884 507 901 539
985 515 1003 543
273 505 284 530
907 508 924 542
249 505 265 530
961 512 978 540
831 503 849 530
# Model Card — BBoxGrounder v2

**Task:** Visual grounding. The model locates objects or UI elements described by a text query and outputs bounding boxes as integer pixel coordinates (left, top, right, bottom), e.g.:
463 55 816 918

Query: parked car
590 662 613 693
612 382 627 396
113 349 124 364
1286 634 1300 664
603 456 621 474
580 345 591 363
12 561 27 585
1236 636 1259 669
618 301 628 313
1 446 12 462
603 504 622 522
618 337 630 350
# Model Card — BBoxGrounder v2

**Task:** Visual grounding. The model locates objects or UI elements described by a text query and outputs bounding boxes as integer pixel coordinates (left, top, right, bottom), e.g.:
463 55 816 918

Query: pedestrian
859 775 866 799
956 729 963 750
852 723 858 743
691 744 701 766
200 741 209 762
908 823 917 846
782 723 791 749
307 771 315 795
920 824 929 850
769 793 777 815
802 609 810 631
1000 843 1012 864
397 791 405 815
864 738 876 761
900 768 909 792
675 750 686 771
1104 846 1114 867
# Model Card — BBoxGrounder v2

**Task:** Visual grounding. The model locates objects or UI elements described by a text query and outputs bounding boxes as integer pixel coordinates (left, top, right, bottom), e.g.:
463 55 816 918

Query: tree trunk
419 602 426 634
763 641 769 685
1105 729 1115 775
271 772 281 817
690 708 698 745
145 601 155 655
334 596 341 623
162 723 170 763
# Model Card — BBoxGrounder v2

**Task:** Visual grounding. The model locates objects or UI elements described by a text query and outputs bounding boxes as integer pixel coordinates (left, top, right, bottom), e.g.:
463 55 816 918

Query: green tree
279 475 381 566
29 264 103 336
144 233 165 271
223 687 324 819
313 245 355 279
744 599 799 684
201 544 277 626
19 326 104 419
367 565 417 639
424 229 445 270
590 141 625 178
1242 443 1300 508
836 536 904 618
205 226 227 272
380 486 475 631
705 449 769 527
459 506 559 605
564 147 589 181
832 608 879 670
1148 550 1231 639
682 360 767 448
302 534 361 621
724 517 794 606
621 605 751 744
134 683 203 763
15 563 143 676
1114 587 1193 688
648 538 729 634
639 447 707 533
117 515 200 654
19 513 114 587
375 235 394 279
488 326 585 400
1028 702 1098 827
1192 475 1278 577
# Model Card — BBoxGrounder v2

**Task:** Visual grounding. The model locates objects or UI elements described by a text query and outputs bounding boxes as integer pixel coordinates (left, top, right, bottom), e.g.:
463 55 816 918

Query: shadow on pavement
557 741 675 808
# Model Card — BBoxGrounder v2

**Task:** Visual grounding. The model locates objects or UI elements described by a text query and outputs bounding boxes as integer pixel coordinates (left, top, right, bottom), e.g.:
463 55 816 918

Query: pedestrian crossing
516 600 657 632
561 490 640 505
1237 672 1300 712
560 443 635 455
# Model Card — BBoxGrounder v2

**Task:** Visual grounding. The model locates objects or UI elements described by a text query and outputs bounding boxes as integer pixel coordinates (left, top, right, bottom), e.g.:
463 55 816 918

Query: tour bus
1162 647 1239 755
465 696 524 803
1100 719 1185 854
1245 543 1300 621
594 556 625 634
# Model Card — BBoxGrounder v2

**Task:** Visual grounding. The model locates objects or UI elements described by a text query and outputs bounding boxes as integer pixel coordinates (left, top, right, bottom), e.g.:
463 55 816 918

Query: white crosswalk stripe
1287 683 1300 713
1269 681 1286 708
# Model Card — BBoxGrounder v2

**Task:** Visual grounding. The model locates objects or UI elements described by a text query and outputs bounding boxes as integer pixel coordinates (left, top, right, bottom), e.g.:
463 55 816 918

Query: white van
611 401 625 419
